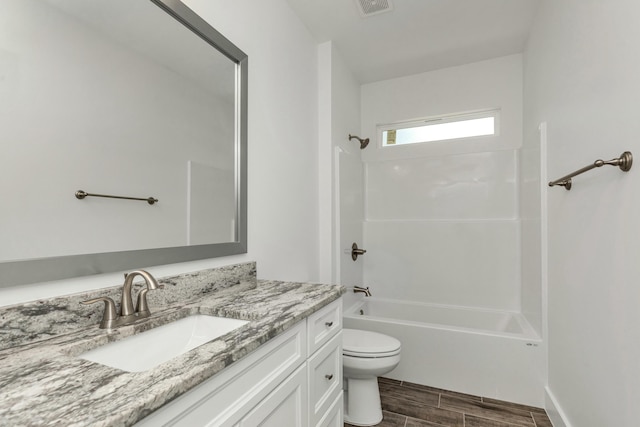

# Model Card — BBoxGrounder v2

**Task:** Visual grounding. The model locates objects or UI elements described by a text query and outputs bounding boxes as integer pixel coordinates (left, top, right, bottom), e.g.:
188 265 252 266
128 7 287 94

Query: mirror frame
1 0 248 287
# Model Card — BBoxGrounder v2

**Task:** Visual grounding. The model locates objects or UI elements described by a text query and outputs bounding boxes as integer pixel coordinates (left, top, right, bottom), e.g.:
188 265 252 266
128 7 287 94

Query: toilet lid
343 328 401 357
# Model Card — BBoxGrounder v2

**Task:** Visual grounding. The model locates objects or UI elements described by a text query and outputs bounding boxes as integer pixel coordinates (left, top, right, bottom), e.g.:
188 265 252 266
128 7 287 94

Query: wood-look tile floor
345 378 554 427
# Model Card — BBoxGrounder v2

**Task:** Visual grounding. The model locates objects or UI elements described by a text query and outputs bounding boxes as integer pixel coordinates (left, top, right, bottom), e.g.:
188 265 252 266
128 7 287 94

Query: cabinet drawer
308 331 342 426
316 391 343 427
307 299 341 355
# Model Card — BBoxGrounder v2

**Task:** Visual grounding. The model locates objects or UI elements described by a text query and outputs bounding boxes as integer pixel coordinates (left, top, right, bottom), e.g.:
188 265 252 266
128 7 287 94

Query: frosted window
381 111 498 147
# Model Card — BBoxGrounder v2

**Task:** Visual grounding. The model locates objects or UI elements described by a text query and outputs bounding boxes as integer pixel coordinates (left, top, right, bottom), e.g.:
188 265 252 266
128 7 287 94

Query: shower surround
340 54 545 404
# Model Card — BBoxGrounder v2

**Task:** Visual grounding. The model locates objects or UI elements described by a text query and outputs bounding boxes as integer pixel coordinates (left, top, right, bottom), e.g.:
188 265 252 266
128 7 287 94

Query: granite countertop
0 274 345 426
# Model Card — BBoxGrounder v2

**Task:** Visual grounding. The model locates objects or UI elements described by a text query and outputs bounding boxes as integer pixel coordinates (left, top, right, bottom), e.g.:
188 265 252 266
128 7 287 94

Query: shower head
349 134 370 150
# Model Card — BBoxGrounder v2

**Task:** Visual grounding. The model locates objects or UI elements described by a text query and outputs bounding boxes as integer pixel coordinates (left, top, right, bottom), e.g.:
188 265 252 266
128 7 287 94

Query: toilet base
344 377 383 426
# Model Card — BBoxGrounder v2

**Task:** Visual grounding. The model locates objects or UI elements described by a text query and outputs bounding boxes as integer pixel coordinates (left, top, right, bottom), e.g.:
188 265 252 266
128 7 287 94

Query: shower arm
348 134 370 150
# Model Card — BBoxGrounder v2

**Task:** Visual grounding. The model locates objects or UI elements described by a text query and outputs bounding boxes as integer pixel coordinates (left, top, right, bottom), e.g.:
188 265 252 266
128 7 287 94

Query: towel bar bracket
610 151 633 172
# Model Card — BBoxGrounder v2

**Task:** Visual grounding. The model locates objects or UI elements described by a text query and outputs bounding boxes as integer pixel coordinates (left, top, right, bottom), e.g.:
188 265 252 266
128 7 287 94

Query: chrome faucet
353 286 371 297
82 270 162 329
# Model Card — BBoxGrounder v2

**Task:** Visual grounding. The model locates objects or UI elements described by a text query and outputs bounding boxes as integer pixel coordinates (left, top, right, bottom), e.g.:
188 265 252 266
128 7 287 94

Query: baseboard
545 386 572 427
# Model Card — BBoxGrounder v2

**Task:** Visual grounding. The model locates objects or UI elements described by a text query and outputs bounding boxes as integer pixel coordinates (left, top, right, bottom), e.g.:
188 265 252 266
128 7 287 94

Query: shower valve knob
351 243 367 261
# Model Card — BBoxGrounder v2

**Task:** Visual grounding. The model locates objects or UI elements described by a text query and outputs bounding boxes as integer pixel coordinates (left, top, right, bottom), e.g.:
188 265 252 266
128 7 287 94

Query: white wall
184 0 320 284
360 55 523 310
525 1 640 425
0 0 321 305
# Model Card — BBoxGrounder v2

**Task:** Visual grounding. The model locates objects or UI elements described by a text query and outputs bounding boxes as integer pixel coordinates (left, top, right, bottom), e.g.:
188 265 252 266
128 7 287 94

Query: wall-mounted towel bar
75 190 158 205
548 151 633 190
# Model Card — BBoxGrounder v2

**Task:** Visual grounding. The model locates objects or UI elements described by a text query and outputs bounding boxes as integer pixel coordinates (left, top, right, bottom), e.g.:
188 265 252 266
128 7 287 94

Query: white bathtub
343 297 544 406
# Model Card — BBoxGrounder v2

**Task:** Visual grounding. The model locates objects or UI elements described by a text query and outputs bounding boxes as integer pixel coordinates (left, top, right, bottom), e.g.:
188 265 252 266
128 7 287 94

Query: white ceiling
286 0 539 83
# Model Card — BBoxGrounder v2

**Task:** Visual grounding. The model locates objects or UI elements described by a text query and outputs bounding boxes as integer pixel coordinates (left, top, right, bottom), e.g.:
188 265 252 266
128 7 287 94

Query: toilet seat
343 328 401 358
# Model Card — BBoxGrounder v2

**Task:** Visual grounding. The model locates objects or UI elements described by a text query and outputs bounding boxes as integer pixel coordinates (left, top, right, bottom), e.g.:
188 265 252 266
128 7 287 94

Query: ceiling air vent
355 0 393 17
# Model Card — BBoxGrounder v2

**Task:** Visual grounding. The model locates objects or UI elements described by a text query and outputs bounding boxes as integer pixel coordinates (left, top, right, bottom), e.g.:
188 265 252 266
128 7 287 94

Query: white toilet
342 328 401 426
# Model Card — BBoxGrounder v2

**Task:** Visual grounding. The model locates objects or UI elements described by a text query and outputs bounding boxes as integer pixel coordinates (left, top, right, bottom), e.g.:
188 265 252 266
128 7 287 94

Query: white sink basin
79 315 248 372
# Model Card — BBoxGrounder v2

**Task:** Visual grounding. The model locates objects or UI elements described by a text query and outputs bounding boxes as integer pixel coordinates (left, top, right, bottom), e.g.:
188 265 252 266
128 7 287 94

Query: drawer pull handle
325 321 333 327
325 374 334 380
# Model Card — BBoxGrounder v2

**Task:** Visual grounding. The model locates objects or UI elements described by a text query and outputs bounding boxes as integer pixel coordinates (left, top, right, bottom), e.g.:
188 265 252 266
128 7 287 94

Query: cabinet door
240 364 308 427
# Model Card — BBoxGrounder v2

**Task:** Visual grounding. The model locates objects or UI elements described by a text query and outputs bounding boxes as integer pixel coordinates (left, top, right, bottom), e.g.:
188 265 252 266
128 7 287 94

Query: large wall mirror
0 0 248 287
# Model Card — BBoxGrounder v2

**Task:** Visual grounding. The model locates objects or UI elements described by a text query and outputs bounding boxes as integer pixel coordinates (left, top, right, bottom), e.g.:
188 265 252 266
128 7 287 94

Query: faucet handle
135 289 150 317
81 297 118 329
351 243 367 261
135 284 164 318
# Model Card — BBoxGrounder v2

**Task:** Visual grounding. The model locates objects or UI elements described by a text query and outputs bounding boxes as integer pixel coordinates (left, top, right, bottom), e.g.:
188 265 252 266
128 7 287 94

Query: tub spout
354 286 371 297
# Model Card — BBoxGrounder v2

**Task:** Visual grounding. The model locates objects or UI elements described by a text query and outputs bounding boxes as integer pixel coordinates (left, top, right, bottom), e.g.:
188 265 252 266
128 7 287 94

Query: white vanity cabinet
136 299 342 427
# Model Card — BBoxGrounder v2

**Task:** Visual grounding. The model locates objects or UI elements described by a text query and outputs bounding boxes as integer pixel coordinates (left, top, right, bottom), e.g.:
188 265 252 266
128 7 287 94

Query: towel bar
548 151 632 190
75 190 158 205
